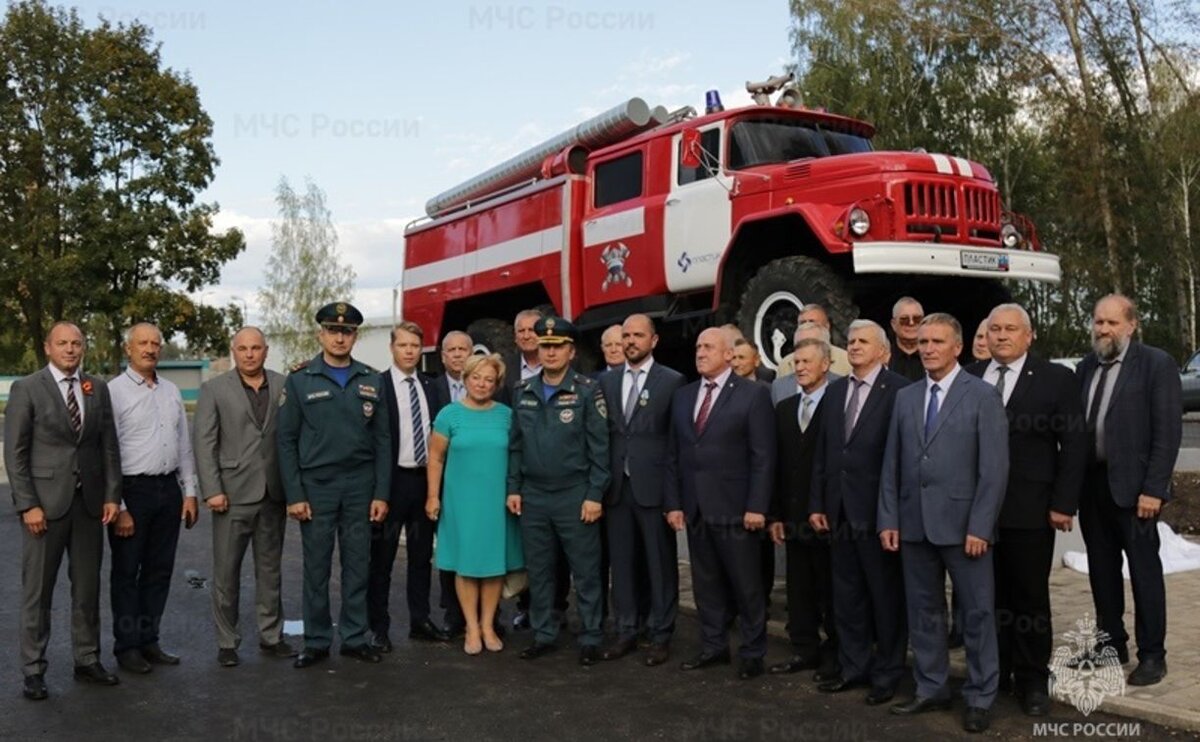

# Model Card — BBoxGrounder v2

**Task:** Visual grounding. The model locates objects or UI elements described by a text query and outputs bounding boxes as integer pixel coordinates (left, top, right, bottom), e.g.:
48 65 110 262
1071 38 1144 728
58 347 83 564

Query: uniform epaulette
575 374 595 385
290 360 310 373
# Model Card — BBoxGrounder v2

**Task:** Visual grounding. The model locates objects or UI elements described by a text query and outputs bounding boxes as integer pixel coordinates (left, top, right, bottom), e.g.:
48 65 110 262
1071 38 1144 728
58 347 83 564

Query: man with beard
1076 294 1181 687
598 314 685 665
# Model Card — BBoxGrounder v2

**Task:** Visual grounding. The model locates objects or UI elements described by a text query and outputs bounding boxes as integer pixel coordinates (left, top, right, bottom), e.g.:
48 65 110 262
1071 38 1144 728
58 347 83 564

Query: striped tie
407 377 427 466
64 377 81 435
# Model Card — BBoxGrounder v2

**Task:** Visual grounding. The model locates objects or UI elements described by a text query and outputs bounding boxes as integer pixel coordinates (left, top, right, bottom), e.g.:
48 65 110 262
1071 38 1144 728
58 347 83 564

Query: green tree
259 176 355 367
0 0 244 372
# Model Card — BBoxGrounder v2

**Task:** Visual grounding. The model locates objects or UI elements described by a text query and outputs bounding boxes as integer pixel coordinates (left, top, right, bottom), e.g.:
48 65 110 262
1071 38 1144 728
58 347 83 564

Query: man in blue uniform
277 302 392 668
508 317 610 666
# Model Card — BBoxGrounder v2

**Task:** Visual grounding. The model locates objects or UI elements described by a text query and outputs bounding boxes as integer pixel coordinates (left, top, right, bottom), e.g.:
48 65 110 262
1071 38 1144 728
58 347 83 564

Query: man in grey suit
194 327 295 667
878 313 1008 734
5 321 122 700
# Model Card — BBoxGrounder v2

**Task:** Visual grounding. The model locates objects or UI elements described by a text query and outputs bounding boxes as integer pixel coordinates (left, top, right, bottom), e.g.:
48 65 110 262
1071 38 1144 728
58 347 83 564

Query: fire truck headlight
848 207 871 237
1001 222 1022 249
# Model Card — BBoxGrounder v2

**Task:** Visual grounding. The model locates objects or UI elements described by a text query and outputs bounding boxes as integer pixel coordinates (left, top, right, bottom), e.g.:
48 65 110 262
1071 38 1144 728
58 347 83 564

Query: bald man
194 328 294 667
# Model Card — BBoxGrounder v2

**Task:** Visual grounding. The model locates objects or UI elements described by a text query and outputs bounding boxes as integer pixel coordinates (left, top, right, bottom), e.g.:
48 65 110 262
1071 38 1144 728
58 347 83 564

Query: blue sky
69 0 795 320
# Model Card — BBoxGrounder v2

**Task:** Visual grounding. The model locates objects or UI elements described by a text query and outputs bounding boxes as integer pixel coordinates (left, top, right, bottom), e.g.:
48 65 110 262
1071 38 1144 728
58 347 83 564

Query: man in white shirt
107 322 199 675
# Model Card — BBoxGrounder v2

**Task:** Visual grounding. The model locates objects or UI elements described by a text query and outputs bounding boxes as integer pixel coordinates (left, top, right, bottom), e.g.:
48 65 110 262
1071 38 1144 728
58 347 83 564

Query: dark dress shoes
579 646 600 666
217 649 239 667
409 619 451 643
600 637 637 661
512 610 531 631
340 644 383 663
865 686 896 706
1020 691 1050 716
1128 657 1167 686
890 696 952 715
643 643 670 667
768 654 820 674
680 650 731 671
817 676 867 694
519 642 557 660
74 662 120 685
23 674 48 701
963 706 991 733
259 640 299 658
369 633 394 653
292 648 330 669
116 649 152 674
812 667 842 683
141 644 181 665
737 658 765 680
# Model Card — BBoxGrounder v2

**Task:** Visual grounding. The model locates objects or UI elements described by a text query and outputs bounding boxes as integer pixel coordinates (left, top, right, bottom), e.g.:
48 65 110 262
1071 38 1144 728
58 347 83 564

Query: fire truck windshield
728 117 873 169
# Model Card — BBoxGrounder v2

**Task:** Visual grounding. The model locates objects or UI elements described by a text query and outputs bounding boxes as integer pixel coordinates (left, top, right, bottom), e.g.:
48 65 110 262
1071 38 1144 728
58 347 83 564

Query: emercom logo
1048 613 1126 716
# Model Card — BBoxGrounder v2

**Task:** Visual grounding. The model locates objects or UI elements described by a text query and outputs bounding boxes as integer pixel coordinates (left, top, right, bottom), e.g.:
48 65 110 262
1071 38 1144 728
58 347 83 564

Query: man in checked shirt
107 322 199 675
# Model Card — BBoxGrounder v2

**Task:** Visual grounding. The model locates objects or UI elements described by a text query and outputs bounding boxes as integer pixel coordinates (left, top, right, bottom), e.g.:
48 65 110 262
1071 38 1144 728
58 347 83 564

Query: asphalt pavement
0 484 1187 741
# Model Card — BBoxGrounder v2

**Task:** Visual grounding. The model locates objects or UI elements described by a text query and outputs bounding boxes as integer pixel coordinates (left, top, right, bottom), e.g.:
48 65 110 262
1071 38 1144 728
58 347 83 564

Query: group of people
6 292 1182 735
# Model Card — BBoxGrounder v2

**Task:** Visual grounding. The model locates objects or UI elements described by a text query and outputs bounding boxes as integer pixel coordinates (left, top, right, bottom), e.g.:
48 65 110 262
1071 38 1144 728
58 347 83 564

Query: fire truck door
664 125 732 293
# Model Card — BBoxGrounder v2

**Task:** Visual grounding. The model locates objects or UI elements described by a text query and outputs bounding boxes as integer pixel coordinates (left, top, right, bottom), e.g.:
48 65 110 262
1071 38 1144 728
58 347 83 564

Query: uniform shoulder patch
290 360 310 373
594 390 608 419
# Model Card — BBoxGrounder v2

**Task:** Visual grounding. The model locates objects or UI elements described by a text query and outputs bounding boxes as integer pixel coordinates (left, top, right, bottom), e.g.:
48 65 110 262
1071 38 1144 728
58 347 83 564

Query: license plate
961 250 1009 272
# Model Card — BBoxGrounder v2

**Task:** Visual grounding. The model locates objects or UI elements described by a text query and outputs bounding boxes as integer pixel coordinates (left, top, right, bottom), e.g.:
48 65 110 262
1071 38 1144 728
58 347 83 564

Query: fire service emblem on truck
600 242 633 291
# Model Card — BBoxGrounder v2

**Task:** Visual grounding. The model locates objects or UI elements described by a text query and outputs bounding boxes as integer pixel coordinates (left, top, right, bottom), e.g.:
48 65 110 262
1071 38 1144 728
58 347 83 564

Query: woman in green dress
426 354 523 655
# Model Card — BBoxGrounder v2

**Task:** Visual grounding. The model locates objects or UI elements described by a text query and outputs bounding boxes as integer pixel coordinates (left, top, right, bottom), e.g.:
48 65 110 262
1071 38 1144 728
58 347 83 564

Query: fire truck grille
901 181 1002 242
784 162 811 180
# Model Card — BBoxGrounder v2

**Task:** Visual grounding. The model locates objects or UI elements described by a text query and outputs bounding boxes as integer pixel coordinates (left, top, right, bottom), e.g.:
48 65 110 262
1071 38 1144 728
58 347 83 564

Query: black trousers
516 548 570 614
367 467 435 635
109 474 182 655
829 519 906 690
784 526 837 665
993 526 1055 692
607 478 677 644
1079 463 1167 661
689 519 766 659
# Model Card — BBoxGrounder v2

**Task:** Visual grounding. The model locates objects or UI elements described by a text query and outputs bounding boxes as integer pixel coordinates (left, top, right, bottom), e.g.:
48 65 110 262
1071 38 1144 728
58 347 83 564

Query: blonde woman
426 354 523 654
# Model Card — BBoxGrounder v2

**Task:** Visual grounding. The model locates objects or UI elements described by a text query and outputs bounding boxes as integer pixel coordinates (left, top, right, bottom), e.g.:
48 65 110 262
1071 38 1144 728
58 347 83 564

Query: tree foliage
789 0 1200 358
259 176 355 367
0 0 245 373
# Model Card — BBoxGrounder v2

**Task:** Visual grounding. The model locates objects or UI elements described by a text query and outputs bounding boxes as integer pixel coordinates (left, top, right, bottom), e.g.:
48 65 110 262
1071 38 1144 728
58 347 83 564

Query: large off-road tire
735 256 858 371
466 318 516 358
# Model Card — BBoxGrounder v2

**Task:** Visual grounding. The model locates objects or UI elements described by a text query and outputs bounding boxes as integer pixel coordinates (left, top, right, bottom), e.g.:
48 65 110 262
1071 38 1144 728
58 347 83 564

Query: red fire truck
402 84 1059 370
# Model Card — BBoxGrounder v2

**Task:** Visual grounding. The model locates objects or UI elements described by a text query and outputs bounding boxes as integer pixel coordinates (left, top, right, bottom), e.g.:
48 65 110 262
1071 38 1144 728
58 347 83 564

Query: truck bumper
851 242 1061 284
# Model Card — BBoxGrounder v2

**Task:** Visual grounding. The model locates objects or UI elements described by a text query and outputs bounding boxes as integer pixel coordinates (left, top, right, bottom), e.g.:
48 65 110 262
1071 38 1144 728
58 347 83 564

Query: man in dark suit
888 297 926 382
879 313 1008 734
1076 294 1181 687
966 304 1087 714
809 320 908 705
193 327 295 667
430 330 472 637
599 314 685 666
367 321 451 651
768 338 837 678
6 322 122 700
665 327 776 680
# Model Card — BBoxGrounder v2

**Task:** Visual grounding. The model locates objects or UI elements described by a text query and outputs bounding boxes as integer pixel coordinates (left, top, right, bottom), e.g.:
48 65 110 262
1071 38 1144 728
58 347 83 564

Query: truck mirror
681 129 702 169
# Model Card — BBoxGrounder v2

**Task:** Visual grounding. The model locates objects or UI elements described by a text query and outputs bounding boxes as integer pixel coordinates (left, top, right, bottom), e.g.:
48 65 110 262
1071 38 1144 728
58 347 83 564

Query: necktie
623 369 641 423
844 378 863 442
1087 362 1114 430
64 377 81 435
406 377 427 466
924 383 941 441
695 381 717 435
994 364 1010 402
799 395 814 433
452 380 464 403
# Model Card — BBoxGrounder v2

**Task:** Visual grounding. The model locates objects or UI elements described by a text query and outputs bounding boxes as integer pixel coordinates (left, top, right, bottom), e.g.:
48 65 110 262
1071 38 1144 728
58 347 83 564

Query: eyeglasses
322 325 357 336
895 315 924 326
